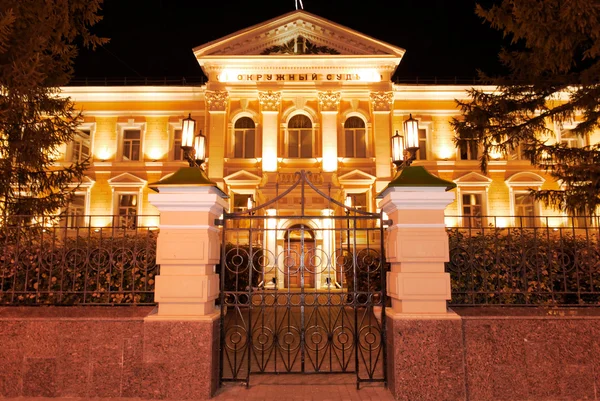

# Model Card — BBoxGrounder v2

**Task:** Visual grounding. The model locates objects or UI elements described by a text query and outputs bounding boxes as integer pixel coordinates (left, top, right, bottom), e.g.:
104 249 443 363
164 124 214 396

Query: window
458 132 479 161
65 194 86 228
234 117 256 158
70 129 91 162
560 129 585 148
510 142 526 160
173 129 184 161
122 129 141 161
343 117 366 158
417 128 428 160
347 192 368 228
462 193 483 228
514 193 536 227
117 194 137 229
288 115 312 158
233 193 252 212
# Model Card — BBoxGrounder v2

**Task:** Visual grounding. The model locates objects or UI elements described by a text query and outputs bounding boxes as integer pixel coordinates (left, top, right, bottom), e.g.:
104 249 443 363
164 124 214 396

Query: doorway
283 224 315 288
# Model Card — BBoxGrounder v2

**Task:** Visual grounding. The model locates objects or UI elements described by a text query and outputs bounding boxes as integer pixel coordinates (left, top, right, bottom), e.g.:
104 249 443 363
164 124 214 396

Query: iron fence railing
446 215 600 306
0 215 159 305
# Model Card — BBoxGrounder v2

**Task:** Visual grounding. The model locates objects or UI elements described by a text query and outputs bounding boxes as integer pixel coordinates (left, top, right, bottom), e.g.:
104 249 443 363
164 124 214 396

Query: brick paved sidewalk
213 374 395 401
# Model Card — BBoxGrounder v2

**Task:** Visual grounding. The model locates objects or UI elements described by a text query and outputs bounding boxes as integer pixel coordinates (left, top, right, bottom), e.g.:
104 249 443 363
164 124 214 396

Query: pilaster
370 91 394 185
206 90 229 183
259 91 281 172
318 91 340 172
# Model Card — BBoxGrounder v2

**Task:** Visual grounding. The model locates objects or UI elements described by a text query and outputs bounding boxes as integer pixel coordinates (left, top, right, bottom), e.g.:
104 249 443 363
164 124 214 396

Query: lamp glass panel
194 134 205 161
404 117 419 148
391 134 404 162
181 117 196 147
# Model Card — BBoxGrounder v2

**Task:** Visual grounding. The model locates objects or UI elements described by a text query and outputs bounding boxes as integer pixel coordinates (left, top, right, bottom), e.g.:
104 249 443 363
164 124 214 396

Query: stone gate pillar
143 167 228 399
378 166 466 400
378 166 455 314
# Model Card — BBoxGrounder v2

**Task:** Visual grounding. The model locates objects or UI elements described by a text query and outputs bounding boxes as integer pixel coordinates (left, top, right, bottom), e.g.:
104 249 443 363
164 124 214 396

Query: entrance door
284 241 315 288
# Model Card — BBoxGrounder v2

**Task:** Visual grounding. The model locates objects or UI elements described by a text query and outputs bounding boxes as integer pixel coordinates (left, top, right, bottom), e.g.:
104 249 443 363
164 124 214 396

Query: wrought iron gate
219 171 386 388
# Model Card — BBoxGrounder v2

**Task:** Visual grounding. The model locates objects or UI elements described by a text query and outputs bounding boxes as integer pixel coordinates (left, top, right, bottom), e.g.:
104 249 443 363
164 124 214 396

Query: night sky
73 0 508 82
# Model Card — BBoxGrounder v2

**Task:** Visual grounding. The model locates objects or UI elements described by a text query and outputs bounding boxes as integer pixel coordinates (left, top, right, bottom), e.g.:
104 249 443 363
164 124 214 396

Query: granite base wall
387 308 600 401
0 307 219 399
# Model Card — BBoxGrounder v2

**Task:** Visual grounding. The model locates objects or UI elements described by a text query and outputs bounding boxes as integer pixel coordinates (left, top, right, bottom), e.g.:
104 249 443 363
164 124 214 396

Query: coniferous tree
0 1 106 219
452 0 600 215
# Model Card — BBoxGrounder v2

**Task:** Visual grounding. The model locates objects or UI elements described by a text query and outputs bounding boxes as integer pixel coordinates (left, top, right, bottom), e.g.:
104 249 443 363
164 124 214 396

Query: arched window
288 115 312 158
234 117 256 158
343 116 366 158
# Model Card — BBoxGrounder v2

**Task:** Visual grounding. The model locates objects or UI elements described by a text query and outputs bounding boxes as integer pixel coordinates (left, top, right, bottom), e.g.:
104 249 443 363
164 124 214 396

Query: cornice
61 86 206 103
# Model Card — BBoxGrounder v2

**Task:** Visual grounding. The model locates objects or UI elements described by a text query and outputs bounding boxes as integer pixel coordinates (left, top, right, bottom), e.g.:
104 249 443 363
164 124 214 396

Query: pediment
224 170 262 186
454 172 492 187
69 175 95 188
108 172 147 187
194 11 405 58
338 169 377 185
505 172 545 186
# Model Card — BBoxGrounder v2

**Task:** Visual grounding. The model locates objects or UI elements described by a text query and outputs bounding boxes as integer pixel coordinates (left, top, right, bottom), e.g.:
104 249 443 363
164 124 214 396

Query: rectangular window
70 129 91 162
510 142 526 160
417 128 427 160
117 194 137 229
348 193 368 229
462 193 483 228
560 130 585 148
65 194 86 228
459 139 479 161
233 193 252 212
514 193 536 227
123 129 141 161
173 129 183 161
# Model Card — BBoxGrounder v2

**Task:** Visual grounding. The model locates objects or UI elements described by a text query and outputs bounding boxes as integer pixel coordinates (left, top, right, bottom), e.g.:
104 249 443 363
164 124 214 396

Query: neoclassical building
59 10 582 233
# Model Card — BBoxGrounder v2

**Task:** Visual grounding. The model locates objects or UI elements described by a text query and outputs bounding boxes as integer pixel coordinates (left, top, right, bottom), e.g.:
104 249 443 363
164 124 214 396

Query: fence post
379 166 455 313
143 168 227 399
378 166 466 400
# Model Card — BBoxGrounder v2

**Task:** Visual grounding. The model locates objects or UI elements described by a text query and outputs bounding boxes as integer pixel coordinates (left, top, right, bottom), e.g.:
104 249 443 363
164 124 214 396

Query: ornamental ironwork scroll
0 215 158 305
446 215 600 306
219 171 387 388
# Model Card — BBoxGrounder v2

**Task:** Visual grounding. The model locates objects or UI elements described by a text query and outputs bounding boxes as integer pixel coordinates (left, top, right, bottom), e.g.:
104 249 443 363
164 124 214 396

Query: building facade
58 10 586 248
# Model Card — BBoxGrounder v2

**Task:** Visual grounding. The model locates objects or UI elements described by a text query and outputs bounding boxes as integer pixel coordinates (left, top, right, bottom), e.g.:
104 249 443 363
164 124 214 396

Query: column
320 208 334 287
370 91 394 193
206 90 229 182
264 208 277 288
318 91 340 172
259 91 281 172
